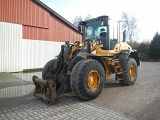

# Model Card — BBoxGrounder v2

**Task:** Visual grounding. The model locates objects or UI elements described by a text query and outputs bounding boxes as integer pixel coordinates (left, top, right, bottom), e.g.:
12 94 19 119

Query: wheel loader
33 15 140 103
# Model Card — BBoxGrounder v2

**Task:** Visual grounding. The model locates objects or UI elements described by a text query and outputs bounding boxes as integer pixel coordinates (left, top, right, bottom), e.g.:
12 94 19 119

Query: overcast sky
41 0 160 42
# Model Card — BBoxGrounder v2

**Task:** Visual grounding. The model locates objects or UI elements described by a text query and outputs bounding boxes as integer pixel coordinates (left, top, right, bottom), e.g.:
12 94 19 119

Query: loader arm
32 41 82 103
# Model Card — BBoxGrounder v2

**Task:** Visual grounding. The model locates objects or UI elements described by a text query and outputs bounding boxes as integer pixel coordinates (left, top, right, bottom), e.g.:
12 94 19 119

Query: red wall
0 0 82 42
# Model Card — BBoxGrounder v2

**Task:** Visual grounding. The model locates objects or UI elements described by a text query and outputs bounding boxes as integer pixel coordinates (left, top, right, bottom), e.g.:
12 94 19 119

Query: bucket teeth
32 76 57 104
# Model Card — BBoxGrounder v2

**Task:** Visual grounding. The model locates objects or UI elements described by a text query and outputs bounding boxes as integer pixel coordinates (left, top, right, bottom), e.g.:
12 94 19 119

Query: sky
41 0 160 42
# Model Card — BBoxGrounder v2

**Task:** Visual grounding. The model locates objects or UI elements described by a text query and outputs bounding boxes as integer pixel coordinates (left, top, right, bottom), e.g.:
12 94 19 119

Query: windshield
85 20 108 41
82 17 120 50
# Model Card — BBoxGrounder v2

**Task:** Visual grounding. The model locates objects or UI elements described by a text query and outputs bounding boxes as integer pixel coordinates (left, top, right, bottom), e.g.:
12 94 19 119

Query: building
0 0 82 72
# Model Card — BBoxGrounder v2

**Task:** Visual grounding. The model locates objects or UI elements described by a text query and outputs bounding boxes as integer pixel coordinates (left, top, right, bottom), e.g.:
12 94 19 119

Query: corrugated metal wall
22 39 64 70
49 17 81 43
23 17 82 42
0 22 22 72
23 25 49 41
0 0 82 72
0 0 49 28
0 0 82 42
0 22 64 72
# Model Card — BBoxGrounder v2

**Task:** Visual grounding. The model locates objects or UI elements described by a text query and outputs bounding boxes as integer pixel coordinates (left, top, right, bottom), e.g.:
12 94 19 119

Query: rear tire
119 58 138 86
42 59 56 79
70 59 105 101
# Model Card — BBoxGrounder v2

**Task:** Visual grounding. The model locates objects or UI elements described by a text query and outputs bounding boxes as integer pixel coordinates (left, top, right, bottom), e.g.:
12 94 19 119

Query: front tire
70 59 105 101
42 59 56 79
119 58 138 86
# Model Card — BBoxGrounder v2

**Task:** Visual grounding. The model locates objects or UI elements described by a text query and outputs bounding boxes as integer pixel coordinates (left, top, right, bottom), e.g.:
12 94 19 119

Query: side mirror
123 30 126 42
78 25 82 33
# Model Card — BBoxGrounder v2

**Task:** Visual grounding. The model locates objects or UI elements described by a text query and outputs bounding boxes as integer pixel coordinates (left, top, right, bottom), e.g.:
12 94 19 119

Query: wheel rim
87 70 100 90
129 65 136 79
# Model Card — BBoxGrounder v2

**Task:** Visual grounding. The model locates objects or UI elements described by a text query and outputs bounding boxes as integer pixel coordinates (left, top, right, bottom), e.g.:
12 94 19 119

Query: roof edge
33 0 78 32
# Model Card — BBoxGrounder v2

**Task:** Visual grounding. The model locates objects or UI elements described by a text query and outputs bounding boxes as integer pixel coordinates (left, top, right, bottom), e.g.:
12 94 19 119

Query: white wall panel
22 39 64 70
0 22 64 72
0 22 22 72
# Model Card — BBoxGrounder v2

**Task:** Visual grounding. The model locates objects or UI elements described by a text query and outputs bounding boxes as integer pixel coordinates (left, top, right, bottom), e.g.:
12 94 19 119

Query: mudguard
117 49 140 70
129 50 140 66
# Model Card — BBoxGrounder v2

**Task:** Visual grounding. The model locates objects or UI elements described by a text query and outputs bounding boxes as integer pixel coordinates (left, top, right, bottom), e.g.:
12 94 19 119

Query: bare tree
131 41 140 49
72 16 83 27
121 12 140 46
84 14 93 20
72 14 93 27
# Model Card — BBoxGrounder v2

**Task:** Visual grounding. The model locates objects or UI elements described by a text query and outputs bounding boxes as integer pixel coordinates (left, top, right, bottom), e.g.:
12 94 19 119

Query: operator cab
78 16 120 50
